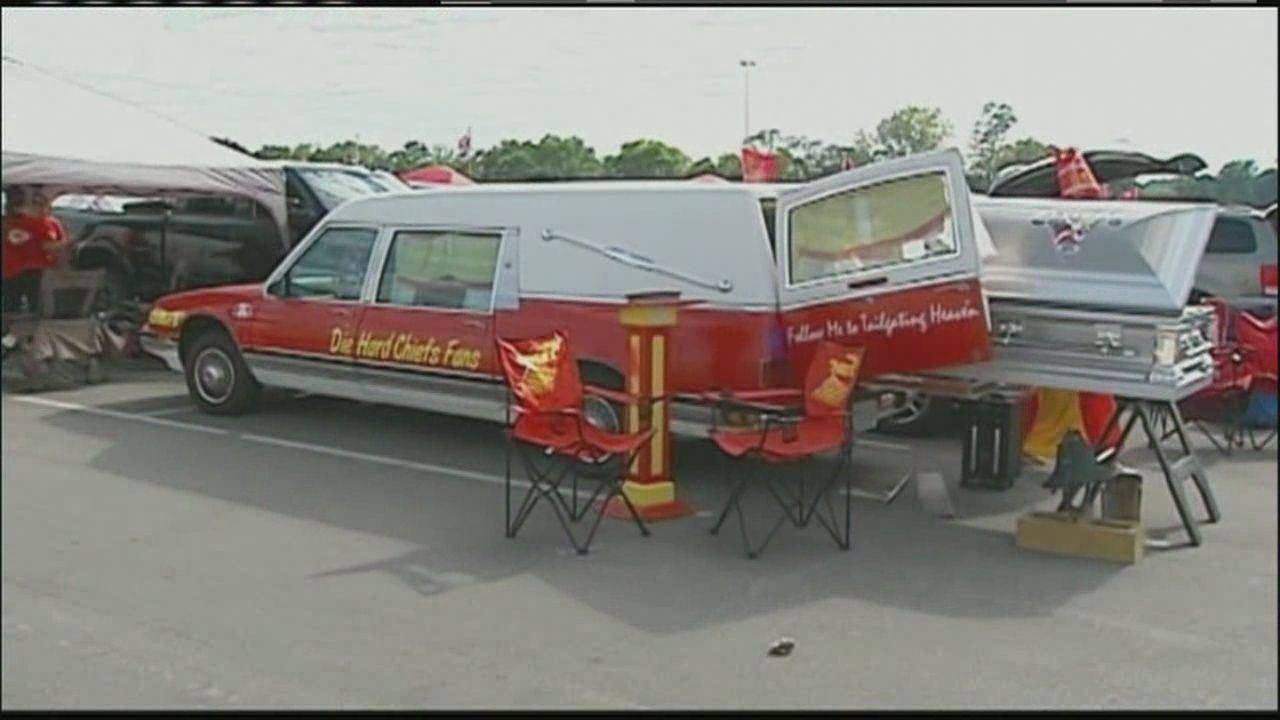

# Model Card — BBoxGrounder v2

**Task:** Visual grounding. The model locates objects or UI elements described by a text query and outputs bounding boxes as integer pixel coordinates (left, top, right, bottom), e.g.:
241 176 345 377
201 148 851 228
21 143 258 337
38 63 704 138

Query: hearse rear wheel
184 329 260 416
875 392 953 437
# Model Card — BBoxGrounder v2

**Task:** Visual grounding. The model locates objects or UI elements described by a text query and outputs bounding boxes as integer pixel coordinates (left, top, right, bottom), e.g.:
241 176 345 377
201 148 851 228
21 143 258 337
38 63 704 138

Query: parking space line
10 396 229 436
10 393 909 495
138 406 195 417
8 394 521 489
857 437 911 452
239 433 522 488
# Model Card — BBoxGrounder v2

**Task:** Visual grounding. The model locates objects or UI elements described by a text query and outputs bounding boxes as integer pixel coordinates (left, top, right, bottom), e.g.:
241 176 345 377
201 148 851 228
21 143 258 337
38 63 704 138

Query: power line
2 53 219 140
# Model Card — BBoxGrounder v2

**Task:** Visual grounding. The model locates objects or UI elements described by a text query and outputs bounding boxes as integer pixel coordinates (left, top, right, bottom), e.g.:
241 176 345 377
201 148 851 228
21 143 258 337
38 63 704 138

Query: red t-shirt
2 213 66 279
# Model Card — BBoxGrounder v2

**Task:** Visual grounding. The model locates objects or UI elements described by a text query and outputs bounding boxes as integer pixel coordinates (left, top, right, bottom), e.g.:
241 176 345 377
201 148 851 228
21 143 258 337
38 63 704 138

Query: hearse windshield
296 168 397 210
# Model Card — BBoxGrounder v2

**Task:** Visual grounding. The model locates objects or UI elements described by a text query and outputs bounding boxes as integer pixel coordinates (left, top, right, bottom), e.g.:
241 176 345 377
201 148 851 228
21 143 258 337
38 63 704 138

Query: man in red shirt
3 185 68 349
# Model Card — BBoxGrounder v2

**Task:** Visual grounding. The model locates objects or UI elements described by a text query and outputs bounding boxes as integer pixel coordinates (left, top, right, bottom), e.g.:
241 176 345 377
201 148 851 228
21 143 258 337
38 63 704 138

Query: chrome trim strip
541 229 734 294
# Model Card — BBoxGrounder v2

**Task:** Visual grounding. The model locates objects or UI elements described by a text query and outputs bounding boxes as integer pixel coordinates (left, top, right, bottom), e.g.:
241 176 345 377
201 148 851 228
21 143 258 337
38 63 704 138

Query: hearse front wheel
579 363 627 471
184 330 260 416
580 363 625 434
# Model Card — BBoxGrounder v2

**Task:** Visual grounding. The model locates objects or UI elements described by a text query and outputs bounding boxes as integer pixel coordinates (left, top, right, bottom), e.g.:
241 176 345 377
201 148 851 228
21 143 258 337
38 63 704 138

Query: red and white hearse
141 149 994 433
141 147 1220 438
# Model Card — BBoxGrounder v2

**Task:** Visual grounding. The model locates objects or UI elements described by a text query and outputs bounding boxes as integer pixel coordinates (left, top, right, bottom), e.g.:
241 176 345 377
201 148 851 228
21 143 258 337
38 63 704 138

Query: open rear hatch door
933 197 1220 401
773 148 992 378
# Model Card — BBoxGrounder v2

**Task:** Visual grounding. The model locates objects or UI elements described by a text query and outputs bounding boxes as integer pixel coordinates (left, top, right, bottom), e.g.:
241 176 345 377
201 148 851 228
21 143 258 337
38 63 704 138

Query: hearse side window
277 227 378 301
376 230 502 311
759 199 778 256
787 171 956 285
1206 218 1258 255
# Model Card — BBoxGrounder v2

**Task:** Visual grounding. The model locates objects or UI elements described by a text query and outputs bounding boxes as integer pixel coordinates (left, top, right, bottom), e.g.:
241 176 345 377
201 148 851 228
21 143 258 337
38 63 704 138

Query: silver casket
934 197 1218 402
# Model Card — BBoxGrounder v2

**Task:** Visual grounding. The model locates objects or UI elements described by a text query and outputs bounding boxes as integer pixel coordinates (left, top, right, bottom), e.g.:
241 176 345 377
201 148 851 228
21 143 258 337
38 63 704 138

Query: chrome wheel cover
193 347 236 405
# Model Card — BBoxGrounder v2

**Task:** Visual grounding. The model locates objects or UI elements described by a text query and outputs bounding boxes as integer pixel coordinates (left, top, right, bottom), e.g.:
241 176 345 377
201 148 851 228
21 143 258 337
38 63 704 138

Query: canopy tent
1 57 288 238
398 164 474 187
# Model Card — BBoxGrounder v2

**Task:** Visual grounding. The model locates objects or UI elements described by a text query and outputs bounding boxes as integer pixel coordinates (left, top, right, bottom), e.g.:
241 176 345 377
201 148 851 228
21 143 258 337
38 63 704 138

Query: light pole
739 59 756 144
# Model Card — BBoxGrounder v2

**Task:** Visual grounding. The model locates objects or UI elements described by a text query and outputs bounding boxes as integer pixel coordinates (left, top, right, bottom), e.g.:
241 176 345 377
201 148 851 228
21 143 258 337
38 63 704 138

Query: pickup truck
58 162 407 306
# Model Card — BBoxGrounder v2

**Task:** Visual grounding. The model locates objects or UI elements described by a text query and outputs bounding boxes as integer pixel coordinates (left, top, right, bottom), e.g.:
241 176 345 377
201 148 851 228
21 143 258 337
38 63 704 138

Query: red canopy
398 164 474 186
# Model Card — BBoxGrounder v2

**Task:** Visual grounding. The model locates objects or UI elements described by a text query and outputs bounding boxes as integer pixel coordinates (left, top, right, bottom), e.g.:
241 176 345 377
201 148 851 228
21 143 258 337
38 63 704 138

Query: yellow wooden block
1016 511 1145 564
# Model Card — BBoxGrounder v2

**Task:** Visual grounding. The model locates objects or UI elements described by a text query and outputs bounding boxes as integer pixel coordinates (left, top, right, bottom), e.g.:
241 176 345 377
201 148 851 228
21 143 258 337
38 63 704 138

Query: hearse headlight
147 307 186 331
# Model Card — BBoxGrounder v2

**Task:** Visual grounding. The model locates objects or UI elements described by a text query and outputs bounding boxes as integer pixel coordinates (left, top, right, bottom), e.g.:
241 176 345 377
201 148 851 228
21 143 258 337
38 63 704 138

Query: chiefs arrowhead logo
810 352 862 408
1043 214 1107 255
512 336 563 398
6 229 31 246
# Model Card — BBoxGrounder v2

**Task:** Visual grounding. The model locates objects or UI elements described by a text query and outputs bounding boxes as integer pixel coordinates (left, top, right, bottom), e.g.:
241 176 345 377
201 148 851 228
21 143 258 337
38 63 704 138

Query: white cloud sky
2 6 1276 170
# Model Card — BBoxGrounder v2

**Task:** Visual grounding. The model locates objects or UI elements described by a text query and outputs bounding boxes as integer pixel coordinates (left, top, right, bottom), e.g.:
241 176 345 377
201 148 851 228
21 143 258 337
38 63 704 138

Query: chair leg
508 460 545 538
611 474 651 538
710 465 750 536
576 483 641 556
1192 419 1234 457
764 476 806 527
570 453 653 555
714 459 801 559
509 446 575 539
712 449 856 558
505 435 513 538
803 451 852 551
543 485 590 555
845 453 853 549
1249 425 1277 451
565 466 610 522
570 472 580 521
727 484 789 560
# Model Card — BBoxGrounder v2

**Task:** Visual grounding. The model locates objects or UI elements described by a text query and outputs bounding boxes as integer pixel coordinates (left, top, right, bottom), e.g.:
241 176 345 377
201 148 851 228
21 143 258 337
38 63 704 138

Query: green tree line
219 100 1276 208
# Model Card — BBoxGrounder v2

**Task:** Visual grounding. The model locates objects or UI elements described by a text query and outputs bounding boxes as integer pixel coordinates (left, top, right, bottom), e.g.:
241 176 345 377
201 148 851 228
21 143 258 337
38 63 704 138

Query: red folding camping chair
495 331 655 555
704 341 866 558
1235 310 1278 451
1176 298 1255 455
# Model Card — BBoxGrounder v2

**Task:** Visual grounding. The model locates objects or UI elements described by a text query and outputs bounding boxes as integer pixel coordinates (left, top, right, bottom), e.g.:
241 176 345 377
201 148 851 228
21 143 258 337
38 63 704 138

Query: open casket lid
972 196 1219 314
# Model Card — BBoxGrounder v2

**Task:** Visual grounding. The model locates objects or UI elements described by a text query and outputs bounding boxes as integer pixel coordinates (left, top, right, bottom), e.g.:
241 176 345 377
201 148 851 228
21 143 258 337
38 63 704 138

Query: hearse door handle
847 276 889 291
462 318 486 329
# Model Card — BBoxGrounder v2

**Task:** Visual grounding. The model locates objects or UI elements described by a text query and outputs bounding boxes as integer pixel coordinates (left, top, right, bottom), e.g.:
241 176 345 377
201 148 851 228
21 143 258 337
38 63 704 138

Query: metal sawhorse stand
1096 397 1221 547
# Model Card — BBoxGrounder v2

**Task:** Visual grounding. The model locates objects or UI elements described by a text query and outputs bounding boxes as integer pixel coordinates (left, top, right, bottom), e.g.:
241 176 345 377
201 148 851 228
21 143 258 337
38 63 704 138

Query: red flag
741 146 781 183
1053 147 1105 199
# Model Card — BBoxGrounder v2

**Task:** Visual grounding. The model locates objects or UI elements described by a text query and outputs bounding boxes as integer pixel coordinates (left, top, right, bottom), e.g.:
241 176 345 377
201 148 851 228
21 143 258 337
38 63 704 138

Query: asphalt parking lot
2 363 1277 710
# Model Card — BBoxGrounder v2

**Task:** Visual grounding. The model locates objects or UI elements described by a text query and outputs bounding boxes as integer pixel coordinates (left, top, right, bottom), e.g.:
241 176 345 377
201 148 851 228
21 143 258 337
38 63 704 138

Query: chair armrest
583 384 635 405
583 384 679 407
713 394 803 418
732 388 805 403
